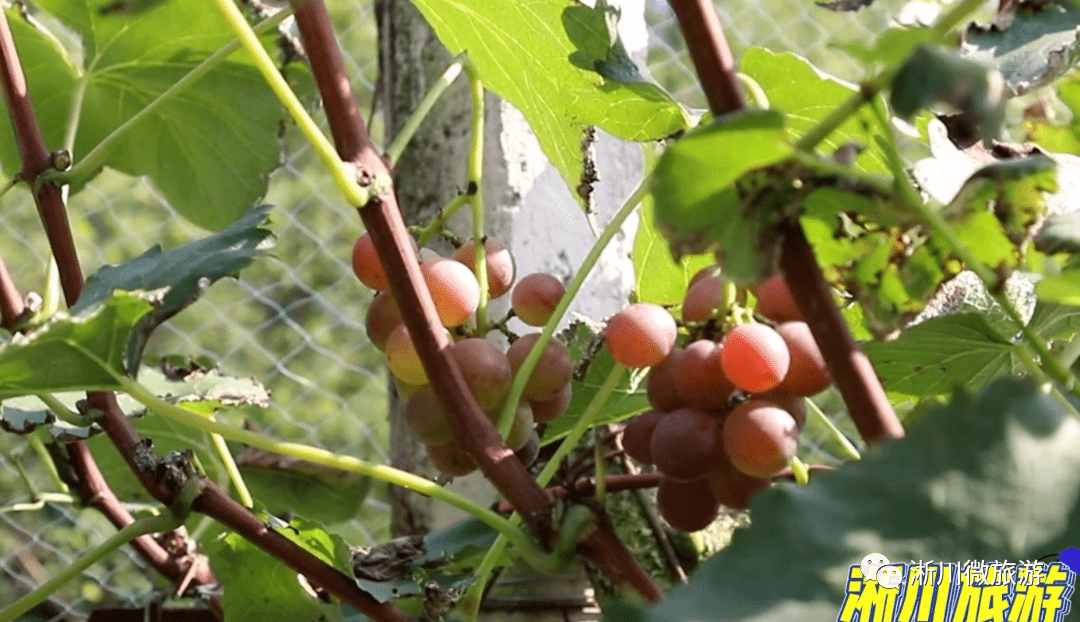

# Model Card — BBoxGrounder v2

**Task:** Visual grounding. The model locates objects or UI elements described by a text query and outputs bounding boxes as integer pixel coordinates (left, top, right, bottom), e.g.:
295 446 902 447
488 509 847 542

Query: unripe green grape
507 333 573 401
515 430 541 467
366 291 402 352
421 258 481 327
605 303 678 368
511 273 565 327
505 403 534 451
447 338 512 410
453 238 516 299
385 324 428 385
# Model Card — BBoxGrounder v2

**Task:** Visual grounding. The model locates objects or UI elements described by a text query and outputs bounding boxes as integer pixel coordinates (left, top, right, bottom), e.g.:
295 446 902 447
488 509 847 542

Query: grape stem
464 57 490 331
384 56 466 166
804 398 862 461
413 193 473 247
462 364 630 620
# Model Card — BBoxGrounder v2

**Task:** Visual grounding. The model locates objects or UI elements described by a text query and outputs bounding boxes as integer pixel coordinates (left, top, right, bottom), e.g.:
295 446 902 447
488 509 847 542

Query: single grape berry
753 274 802 322
673 340 736 412
705 450 770 510
689 264 722 288
621 409 665 465
453 238 515 298
605 303 678 368
722 400 799 478
511 273 565 327
515 430 541 467
754 387 806 430
647 349 684 412
775 321 830 397
447 338 512 410
427 441 477 477
530 383 572 424
656 477 721 532
504 403 535 451
421 258 481 327
404 388 452 445
352 233 390 290
366 291 402 352
720 323 791 394
507 333 573 401
682 270 724 322
386 324 428 385
651 408 723 482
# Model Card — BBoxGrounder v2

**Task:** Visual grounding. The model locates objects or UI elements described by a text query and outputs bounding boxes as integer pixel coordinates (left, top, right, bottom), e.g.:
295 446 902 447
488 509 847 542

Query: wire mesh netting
0 0 922 617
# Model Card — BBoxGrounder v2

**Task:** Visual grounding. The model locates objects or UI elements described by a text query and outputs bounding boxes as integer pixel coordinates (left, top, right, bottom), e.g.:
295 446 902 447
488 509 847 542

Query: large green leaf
606 377 1080 621
0 0 286 230
409 0 688 203
204 512 350 622
740 49 888 174
631 193 714 305
541 320 648 445
649 108 793 283
0 291 154 399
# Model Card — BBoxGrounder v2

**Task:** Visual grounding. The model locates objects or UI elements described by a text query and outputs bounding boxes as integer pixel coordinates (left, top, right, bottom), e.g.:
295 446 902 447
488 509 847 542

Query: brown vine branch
0 9 411 622
494 473 663 513
0 255 23 327
291 0 661 601
666 0 904 445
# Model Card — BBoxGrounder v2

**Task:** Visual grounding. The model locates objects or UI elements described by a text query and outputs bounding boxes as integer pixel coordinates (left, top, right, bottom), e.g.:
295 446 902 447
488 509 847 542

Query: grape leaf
70 204 274 370
962 2 1080 96
631 193 714 306
648 108 794 283
606 377 1080 621
204 512 350 622
863 312 1020 401
740 49 888 174
541 320 648 445
409 0 689 205
0 291 155 400
836 27 936 68
1027 73 1080 153
0 0 288 230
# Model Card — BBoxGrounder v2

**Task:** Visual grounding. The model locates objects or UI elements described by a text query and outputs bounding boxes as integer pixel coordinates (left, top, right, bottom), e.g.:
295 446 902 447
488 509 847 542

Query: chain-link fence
0 0 915 617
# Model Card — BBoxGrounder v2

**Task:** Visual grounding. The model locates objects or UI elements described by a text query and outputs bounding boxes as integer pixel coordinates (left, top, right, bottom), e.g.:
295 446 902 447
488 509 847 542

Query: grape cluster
352 232 575 476
608 269 831 532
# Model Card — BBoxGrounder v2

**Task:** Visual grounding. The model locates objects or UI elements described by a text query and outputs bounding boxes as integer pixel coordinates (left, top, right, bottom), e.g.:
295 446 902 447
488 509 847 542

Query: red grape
427 441 477 477
673 340 736 412
647 349 684 412
689 264 722 288
656 477 721 532
705 450 770 510
421 258 481 327
621 409 665 465
404 388 452 445
753 274 802 322
530 383 573 424
352 233 390 291
682 271 724 322
453 238 515 298
651 408 722 482
511 273 565 327
722 400 799 478
753 387 806 430
507 333 573 401
720 323 791 394
447 338 512 410
366 291 402 352
605 303 678 368
775 321 830 396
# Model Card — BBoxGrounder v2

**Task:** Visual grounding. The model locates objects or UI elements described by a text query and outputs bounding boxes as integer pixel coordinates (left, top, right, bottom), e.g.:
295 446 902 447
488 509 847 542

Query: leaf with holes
0 0 293 230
